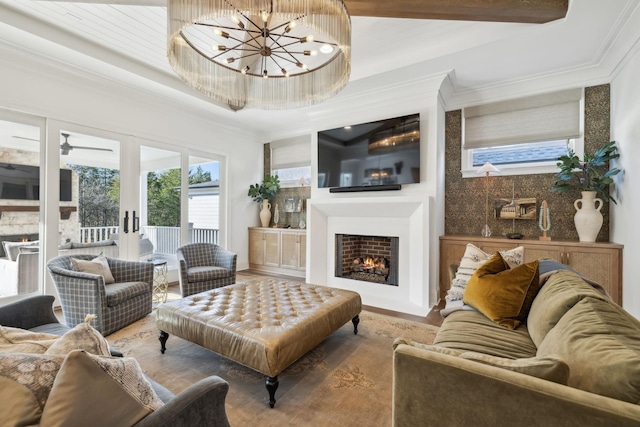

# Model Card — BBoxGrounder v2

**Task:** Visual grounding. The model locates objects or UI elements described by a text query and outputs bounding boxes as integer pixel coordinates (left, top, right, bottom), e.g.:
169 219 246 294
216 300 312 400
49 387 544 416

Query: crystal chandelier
167 0 351 110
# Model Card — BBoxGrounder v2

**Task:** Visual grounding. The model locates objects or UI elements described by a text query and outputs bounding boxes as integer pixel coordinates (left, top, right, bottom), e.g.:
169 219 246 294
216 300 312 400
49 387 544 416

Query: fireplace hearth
335 234 399 286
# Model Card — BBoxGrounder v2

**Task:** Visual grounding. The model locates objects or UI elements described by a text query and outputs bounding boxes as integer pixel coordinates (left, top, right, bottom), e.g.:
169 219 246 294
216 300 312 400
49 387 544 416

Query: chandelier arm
194 22 260 34
270 52 302 65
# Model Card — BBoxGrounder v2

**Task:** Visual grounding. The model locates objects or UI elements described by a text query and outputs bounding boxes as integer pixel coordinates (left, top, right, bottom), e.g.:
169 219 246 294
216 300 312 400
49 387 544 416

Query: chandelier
167 0 351 110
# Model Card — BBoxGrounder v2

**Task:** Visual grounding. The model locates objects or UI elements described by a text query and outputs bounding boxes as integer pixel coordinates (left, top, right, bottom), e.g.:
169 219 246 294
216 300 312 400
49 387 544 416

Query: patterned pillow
446 244 524 302
45 314 110 357
0 326 59 354
40 350 164 426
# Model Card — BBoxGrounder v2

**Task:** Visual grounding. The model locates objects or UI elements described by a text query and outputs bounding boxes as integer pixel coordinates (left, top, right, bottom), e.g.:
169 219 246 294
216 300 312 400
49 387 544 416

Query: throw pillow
463 252 540 329
45 314 110 357
0 326 59 354
447 244 524 302
40 350 164 427
459 352 570 385
2 240 39 261
71 255 115 284
0 352 64 426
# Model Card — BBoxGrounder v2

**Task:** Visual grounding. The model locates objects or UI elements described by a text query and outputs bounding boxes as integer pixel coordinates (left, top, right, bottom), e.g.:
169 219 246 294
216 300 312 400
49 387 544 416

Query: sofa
0 295 231 427
393 257 640 427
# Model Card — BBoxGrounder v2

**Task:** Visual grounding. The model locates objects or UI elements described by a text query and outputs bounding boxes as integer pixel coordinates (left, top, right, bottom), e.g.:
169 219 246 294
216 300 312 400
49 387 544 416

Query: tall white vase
259 199 272 228
574 191 603 242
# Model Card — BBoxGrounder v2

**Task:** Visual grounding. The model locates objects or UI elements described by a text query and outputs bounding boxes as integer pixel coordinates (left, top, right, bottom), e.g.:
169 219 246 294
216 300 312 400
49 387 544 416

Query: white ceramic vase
259 199 272 228
574 191 603 242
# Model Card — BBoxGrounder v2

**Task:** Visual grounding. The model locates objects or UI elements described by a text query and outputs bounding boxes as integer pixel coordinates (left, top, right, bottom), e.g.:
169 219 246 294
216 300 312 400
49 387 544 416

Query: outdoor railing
80 225 219 255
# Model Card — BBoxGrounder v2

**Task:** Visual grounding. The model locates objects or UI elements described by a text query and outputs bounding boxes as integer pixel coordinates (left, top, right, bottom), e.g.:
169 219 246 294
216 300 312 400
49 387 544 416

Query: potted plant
248 175 280 227
551 140 621 242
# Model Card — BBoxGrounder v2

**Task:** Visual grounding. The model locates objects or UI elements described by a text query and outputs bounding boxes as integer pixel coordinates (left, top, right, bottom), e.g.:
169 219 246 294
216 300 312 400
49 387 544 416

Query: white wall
610 37 640 318
0 42 263 295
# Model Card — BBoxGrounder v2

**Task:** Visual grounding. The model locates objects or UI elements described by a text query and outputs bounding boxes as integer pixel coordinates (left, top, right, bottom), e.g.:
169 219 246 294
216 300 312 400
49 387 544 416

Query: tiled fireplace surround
307 197 432 316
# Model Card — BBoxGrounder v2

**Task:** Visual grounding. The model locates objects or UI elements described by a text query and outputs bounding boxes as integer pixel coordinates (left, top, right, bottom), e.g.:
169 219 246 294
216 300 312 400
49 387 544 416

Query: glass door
0 111 45 300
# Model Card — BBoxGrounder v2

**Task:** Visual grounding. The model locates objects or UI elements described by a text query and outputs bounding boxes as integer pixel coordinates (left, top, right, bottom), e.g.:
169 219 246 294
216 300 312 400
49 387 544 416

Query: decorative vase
574 191 603 242
259 199 272 228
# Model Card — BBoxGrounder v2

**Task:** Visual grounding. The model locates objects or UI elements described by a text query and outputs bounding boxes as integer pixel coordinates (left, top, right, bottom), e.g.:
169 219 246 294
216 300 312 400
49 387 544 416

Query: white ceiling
0 0 639 139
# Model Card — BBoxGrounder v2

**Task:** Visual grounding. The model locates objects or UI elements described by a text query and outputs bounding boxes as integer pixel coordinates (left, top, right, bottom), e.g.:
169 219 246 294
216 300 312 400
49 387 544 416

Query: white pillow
71 255 115 284
446 244 524 302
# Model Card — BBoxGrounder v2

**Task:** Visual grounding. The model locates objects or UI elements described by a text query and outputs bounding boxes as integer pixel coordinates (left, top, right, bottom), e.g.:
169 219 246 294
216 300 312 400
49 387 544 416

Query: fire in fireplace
335 234 399 286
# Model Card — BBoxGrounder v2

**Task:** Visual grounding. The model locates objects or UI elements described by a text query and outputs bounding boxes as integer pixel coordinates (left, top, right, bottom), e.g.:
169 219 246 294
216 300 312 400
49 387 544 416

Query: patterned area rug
107 309 439 427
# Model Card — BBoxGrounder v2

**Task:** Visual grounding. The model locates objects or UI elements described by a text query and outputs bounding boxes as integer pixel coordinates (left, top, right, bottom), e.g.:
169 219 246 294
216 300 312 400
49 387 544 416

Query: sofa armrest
0 295 59 329
213 247 237 273
393 343 640 427
134 376 231 427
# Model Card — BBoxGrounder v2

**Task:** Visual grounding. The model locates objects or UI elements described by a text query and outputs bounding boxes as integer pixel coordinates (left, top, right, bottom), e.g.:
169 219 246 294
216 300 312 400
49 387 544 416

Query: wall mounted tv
317 113 420 191
0 164 72 201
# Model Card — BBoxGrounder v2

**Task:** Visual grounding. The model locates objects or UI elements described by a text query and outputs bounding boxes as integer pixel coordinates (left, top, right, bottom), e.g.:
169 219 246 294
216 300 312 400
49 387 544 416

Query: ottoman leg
352 315 360 335
266 376 279 408
159 331 169 354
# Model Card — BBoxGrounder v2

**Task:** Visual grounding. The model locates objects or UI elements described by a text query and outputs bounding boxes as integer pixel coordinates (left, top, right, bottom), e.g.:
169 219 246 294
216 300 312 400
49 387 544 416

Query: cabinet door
520 243 563 264
264 231 280 267
299 233 306 271
565 246 621 304
280 232 299 270
249 229 265 266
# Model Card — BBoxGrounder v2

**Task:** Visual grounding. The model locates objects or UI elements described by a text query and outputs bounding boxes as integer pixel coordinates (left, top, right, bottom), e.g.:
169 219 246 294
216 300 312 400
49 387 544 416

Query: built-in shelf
0 205 77 220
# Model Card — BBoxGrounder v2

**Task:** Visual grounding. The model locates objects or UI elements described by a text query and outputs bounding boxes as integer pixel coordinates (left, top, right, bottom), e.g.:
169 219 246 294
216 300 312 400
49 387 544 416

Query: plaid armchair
177 243 237 297
47 255 153 336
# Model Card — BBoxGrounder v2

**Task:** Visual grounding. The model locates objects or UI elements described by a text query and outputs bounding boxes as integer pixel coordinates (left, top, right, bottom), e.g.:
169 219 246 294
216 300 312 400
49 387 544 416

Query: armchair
177 243 237 297
47 255 153 336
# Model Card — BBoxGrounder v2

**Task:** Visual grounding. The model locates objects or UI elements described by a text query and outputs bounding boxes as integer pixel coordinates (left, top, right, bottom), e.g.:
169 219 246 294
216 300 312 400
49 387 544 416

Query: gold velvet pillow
463 252 540 329
40 350 164 427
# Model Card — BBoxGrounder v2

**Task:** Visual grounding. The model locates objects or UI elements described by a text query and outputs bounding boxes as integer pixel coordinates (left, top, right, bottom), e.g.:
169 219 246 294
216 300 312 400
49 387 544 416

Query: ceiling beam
344 0 568 23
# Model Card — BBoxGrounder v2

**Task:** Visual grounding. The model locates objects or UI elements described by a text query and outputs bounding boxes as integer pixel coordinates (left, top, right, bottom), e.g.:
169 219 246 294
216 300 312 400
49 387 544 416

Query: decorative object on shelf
283 198 300 213
167 0 351 110
477 162 500 237
551 140 621 242
502 181 524 239
538 199 551 240
273 204 280 228
248 175 280 227
573 191 603 242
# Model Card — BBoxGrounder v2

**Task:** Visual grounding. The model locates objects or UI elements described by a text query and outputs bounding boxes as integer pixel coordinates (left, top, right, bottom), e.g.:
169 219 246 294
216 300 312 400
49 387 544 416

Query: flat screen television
317 113 420 191
0 164 72 201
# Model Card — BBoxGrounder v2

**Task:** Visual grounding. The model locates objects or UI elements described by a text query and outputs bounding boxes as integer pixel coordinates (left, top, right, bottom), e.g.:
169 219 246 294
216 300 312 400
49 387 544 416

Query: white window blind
464 88 582 149
271 136 311 169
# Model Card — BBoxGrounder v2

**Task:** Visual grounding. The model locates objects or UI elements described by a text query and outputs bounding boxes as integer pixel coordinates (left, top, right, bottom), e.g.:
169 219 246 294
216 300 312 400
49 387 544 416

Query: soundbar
329 184 402 193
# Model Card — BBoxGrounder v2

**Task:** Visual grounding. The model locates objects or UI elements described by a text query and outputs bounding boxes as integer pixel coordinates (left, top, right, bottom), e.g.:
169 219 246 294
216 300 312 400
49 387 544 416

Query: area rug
107 310 439 427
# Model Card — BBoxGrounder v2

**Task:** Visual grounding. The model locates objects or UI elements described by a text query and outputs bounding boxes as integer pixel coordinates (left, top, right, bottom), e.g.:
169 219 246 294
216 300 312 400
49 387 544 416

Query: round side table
149 259 168 304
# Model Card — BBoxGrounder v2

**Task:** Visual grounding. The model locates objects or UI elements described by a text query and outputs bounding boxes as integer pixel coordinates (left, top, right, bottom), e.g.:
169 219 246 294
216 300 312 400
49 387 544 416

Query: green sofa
393 267 640 427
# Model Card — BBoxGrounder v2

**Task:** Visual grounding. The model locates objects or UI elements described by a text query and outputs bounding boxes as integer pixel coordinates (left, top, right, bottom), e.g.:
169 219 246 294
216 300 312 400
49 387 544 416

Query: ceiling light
168 0 351 110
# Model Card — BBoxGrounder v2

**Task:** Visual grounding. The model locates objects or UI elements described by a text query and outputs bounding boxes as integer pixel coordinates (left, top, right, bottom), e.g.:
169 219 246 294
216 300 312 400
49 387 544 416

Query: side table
149 259 168 304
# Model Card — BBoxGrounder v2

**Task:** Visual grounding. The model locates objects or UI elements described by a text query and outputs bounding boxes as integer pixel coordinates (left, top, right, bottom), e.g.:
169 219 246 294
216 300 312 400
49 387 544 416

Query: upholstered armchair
177 243 237 297
47 255 153 336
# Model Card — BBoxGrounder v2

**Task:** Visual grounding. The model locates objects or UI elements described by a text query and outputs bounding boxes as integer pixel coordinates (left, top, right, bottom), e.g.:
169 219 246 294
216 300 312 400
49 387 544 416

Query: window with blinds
461 88 584 177
270 136 311 187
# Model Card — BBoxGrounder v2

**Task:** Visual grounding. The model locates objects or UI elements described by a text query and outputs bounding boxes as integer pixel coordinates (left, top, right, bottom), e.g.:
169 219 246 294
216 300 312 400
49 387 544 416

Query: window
270 136 311 187
461 89 583 177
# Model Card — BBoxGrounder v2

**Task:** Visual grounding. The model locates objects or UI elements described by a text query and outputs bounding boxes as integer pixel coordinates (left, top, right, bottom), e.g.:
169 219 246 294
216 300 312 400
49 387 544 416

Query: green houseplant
551 140 621 204
551 140 621 242
248 176 280 227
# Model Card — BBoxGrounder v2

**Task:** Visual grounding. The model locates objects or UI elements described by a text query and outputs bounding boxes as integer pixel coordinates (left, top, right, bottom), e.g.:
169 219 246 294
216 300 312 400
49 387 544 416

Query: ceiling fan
60 133 113 156
0 163 33 173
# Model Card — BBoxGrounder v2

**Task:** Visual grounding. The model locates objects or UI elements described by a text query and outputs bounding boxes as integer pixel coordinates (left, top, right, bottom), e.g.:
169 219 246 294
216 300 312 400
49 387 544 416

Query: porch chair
47 254 153 336
177 243 237 297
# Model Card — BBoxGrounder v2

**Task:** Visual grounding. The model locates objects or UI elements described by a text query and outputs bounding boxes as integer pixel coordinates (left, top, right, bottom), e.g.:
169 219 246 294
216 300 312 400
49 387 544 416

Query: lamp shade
477 162 500 176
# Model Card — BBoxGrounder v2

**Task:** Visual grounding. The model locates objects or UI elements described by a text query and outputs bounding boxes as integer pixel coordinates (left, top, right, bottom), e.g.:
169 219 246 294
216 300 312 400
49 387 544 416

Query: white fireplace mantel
307 196 433 316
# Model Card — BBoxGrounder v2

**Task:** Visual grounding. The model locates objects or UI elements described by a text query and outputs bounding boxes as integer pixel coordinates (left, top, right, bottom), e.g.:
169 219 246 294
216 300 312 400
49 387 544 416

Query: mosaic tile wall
444 84 612 242
260 142 311 228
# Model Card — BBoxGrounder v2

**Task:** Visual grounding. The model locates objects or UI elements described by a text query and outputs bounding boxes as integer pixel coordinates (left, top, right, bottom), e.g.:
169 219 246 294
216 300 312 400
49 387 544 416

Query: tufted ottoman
155 279 362 407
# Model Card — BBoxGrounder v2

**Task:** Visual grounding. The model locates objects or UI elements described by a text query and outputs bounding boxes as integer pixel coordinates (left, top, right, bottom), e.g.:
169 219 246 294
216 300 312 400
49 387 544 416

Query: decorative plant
551 140 621 204
248 175 281 203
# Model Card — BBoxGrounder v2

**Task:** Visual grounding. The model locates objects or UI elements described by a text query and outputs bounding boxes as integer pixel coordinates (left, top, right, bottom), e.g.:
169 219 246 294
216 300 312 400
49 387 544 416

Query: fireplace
335 234 399 286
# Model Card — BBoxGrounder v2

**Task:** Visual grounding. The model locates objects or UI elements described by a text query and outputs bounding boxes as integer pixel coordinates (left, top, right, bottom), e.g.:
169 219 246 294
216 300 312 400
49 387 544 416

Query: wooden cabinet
249 227 306 278
439 235 623 305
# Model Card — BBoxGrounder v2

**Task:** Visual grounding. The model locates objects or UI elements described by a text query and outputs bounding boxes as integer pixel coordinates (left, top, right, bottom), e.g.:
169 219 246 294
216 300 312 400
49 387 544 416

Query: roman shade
271 136 311 169
464 88 582 149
